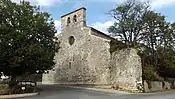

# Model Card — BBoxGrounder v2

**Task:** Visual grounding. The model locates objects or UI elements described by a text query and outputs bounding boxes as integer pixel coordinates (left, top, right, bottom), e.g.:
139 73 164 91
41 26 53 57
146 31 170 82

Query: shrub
143 66 164 81
109 40 127 54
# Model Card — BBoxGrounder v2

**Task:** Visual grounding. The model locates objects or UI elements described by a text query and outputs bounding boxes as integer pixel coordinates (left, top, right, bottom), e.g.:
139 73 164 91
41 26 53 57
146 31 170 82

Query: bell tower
61 7 86 31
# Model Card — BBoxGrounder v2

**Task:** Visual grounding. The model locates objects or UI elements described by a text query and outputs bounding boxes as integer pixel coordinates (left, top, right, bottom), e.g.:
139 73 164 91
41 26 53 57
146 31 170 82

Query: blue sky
12 0 175 34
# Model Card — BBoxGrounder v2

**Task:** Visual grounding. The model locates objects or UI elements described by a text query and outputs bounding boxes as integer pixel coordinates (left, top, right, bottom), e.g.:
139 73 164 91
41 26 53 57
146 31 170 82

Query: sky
11 0 175 35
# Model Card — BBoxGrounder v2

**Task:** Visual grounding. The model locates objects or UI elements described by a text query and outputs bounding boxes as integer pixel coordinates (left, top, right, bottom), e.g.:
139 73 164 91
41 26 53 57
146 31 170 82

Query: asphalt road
23 85 175 99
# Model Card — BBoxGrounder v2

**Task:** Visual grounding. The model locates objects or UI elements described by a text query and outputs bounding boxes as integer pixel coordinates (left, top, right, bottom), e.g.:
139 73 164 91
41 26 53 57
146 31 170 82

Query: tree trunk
9 75 17 89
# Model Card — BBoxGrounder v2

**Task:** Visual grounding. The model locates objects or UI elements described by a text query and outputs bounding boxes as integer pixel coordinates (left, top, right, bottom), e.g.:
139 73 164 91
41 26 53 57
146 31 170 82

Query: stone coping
0 92 39 99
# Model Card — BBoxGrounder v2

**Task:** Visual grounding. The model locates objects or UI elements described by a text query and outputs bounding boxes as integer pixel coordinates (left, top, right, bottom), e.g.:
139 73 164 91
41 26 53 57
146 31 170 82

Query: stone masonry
42 7 143 91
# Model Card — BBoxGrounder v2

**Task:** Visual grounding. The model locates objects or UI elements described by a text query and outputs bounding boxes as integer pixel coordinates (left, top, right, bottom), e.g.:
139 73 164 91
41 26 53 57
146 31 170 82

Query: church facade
42 8 143 91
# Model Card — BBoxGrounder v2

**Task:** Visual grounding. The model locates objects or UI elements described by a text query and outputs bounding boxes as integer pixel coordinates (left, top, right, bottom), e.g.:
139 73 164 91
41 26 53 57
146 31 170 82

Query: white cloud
54 20 61 36
11 0 175 8
150 0 175 9
11 0 67 6
54 19 114 36
91 20 114 34
90 0 175 35
117 0 175 9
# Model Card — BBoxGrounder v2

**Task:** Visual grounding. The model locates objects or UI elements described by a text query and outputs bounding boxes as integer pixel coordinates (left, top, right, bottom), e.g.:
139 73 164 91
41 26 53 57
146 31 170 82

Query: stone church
42 7 143 91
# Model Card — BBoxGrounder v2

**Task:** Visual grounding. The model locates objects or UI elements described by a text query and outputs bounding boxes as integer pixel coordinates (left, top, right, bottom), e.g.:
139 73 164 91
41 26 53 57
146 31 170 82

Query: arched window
67 17 70 25
73 15 77 22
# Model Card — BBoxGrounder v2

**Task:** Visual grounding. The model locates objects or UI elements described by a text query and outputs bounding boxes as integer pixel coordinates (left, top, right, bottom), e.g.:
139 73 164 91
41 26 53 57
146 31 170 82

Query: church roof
90 27 115 41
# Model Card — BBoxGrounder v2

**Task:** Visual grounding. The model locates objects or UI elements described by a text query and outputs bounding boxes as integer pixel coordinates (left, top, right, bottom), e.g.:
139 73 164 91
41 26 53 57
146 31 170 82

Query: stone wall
110 48 143 91
42 26 112 85
144 80 175 92
61 8 86 30
42 47 143 92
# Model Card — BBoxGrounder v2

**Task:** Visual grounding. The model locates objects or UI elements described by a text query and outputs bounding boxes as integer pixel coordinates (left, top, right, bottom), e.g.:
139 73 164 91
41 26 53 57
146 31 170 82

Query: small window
68 36 75 45
73 15 77 22
69 62 71 69
67 17 70 25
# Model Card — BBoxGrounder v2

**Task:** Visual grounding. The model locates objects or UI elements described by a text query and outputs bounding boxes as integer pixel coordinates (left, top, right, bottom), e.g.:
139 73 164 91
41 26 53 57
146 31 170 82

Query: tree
142 11 166 53
156 47 175 77
155 22 175 78
108 0 150 47
0 0 58 78
167 23 175 50
108 0 175 80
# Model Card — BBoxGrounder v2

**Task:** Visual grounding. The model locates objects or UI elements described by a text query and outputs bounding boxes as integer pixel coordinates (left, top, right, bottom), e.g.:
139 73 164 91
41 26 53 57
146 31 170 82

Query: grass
0 84 10 95
0 83 39 95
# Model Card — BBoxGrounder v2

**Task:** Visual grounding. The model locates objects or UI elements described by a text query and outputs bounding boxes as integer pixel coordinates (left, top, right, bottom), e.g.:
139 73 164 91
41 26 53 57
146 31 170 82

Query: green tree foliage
157 47 175 77
0 0 59 76
142 11 166 51
108 0 149 47
109 40 127 54
109 0 175 80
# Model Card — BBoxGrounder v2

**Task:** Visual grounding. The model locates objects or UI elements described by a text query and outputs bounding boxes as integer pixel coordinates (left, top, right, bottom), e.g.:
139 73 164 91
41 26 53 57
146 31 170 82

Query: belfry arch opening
73 15 77 22
67 17 71 25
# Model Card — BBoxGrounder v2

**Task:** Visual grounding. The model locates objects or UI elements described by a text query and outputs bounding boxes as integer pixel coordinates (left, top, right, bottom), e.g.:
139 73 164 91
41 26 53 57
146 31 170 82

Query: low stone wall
16 74 42 82
144 80 175 92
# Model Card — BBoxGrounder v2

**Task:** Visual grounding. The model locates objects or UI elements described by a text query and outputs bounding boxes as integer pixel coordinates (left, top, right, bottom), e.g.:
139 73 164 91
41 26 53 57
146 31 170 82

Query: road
23 85 175 99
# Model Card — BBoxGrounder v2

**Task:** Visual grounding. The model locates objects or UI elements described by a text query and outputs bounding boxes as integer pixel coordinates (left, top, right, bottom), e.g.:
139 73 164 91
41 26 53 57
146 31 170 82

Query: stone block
150 81 162 91
143 81 150 92
163 81 171 89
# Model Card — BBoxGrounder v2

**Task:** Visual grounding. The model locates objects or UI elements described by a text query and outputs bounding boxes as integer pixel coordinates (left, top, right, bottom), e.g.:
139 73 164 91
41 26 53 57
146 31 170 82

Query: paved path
22 85 175 99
